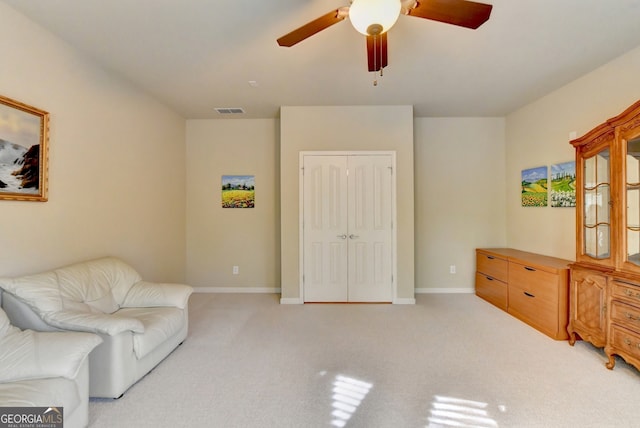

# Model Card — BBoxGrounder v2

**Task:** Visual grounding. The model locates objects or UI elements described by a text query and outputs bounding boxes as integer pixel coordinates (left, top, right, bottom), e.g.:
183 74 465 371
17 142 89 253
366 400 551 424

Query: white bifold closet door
302 154 393 302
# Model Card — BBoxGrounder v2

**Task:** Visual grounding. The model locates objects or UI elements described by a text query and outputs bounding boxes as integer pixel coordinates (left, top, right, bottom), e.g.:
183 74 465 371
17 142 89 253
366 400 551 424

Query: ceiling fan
277 0 493 77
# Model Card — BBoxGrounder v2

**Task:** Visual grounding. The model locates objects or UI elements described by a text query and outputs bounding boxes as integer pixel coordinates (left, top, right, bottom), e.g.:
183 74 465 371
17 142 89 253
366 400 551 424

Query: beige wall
185 119 280 290
279 106 414 303
505 45 640 261
0 3 186 281
414 117 506 292
184 113 504 296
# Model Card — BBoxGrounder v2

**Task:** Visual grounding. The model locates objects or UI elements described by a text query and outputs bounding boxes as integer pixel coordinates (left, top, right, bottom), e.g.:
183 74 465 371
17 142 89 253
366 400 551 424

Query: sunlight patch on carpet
331 375 373 427
427 395 499 427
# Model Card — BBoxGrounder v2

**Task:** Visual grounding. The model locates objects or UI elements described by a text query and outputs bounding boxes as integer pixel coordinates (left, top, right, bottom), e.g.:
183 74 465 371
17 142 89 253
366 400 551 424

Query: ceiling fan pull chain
372 34 379 86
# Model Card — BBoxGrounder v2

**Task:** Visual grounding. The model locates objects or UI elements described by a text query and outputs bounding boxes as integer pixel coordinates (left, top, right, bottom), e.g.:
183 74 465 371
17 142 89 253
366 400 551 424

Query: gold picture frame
0 94 49 201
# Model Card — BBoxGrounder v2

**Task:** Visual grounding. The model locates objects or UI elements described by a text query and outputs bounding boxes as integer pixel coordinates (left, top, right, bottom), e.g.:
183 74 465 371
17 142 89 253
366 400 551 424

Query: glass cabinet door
626 138 640 266
583 148 610 260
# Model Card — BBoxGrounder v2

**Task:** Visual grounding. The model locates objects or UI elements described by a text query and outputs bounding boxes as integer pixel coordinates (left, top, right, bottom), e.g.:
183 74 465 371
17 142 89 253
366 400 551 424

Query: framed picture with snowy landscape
0 94 49 201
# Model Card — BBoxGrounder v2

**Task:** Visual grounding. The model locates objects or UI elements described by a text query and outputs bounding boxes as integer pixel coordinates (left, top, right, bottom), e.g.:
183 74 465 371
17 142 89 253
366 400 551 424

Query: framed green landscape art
521 166 548 207
550 161 576 207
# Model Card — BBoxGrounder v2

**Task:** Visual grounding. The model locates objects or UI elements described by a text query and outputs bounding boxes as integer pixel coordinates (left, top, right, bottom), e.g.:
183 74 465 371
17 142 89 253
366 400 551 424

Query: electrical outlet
449 265 456 274
233 265 239 275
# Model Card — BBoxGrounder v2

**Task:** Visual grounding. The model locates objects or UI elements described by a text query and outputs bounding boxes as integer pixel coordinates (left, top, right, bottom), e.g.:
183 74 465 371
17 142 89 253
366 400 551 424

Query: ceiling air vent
215 107 245 115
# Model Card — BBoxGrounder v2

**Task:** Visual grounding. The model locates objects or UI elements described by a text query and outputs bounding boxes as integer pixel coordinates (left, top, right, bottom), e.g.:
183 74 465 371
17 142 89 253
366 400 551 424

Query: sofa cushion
0 377 80 410
42 310 144 336
0 257 143 318
56 263 119 314
57 257 142 313
117 307 185 359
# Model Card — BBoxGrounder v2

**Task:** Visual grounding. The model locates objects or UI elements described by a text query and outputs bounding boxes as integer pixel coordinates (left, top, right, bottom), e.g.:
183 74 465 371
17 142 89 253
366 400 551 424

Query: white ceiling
5 0 640 119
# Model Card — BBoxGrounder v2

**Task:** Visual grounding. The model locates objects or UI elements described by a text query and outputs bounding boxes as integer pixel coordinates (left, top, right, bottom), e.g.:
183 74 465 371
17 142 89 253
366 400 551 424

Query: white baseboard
415 287 475 294
192 287 472 301
193 287 281 294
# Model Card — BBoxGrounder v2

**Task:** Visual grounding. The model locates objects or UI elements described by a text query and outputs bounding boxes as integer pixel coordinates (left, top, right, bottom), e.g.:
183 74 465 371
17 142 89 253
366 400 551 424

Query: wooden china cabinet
569 99 640 371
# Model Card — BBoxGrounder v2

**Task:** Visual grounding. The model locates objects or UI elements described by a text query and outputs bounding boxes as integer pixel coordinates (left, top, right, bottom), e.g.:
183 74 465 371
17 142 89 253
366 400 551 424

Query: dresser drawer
475 272 507 311
610 280 640 306
508 262 559 305
476 251 508 282
610 301 640 331
609 325 640 363
508 286 558 336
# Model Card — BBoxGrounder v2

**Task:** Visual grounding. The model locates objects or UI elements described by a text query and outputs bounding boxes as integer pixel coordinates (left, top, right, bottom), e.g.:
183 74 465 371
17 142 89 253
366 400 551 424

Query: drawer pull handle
624 289 640 299
486 276 494 281
524 266 536 272
487 256 495 260
524 291 535 298
622 338 640 348
624 312 640 321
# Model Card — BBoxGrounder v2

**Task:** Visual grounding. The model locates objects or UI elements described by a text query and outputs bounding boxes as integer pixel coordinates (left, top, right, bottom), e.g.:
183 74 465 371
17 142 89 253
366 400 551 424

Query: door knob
337 234 347 239
349 234 359 239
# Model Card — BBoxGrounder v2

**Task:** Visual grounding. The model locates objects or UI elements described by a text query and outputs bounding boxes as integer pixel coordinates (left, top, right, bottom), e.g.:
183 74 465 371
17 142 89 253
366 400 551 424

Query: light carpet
89 293 640 427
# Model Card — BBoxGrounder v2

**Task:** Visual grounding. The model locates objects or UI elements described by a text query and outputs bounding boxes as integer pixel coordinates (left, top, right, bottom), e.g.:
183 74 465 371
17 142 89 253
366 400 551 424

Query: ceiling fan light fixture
349 0 401 36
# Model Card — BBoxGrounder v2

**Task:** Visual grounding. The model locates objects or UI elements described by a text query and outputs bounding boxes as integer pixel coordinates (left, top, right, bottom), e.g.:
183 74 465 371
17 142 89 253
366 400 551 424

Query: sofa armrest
42 310 144 336
122 281 193 309
0 330 102 382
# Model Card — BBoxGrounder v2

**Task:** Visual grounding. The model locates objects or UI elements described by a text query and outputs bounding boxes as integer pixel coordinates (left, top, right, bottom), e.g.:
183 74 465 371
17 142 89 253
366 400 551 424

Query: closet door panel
347 155 393 302
303 156 348 302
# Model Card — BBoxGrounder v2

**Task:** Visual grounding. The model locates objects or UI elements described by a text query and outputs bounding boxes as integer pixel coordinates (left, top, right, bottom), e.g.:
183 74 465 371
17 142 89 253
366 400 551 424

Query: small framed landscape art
550 161 576 207
0 94 49 201
221 175 255 208
521 166 548 207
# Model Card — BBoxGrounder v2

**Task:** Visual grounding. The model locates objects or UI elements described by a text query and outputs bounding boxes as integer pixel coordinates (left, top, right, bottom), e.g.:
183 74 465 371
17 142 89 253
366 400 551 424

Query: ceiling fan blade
366 32 388 72
277 9 347 47
408 0 493 29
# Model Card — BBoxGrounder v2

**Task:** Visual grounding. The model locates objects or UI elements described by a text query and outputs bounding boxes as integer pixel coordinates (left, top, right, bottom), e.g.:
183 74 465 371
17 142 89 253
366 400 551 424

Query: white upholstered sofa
0 257 193 399
0 293 102 428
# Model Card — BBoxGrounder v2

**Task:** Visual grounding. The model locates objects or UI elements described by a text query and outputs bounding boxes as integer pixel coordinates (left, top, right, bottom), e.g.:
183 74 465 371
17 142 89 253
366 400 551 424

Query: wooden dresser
476 248 572 340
